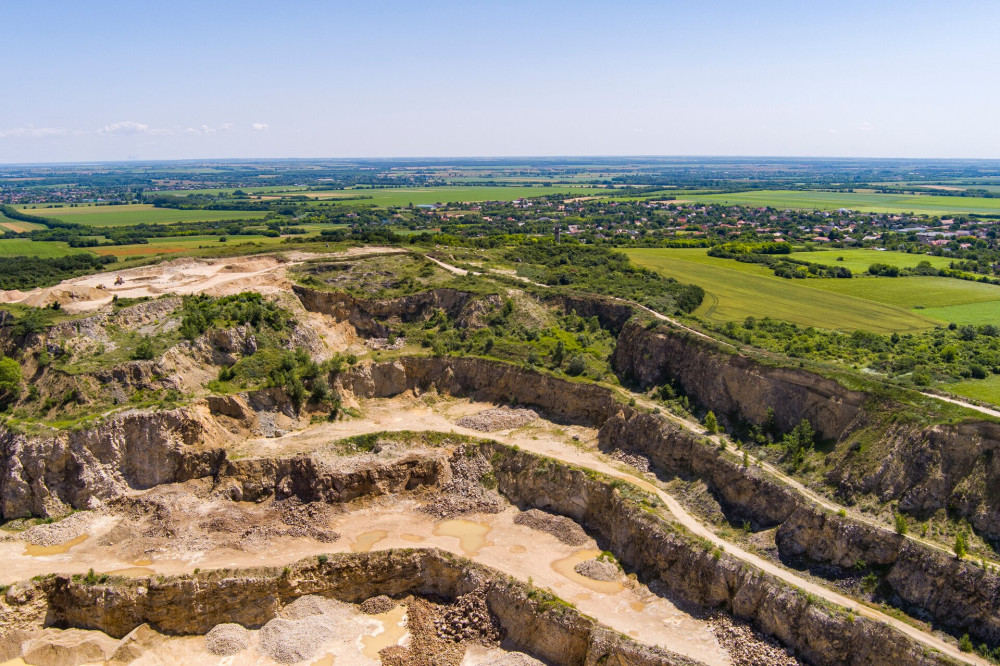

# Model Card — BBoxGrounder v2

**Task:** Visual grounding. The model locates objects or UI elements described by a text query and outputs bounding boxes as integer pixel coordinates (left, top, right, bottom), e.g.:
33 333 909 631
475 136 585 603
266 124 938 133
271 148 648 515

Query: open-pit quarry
0 250 997 666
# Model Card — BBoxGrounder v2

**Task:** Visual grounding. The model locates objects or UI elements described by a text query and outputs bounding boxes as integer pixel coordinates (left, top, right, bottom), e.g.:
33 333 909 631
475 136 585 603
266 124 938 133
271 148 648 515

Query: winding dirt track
488 419 987 666
424 252 986 665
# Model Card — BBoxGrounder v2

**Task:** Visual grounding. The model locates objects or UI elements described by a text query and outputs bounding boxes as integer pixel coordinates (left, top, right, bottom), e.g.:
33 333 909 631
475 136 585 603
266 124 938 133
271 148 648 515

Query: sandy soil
0 246 401 313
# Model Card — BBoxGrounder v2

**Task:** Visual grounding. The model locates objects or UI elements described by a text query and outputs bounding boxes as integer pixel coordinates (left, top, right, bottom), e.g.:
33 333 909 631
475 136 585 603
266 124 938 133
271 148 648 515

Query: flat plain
12 204 269 226
624 248 940 333
684 190 1000 216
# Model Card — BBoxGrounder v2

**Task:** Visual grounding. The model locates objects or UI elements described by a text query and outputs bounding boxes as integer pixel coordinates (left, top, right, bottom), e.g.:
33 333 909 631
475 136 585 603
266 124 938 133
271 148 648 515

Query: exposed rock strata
2 549 695 666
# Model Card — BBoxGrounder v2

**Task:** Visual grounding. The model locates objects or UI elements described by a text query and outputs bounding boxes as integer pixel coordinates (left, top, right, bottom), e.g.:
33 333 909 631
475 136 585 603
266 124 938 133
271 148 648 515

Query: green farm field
12 204 269 227
806 275 1000 312
0 239 90 259
290 185 603 206
945 375 1000 408
684 190 1000 215
91 233 289 257
790 248 954 273
624 248 939 333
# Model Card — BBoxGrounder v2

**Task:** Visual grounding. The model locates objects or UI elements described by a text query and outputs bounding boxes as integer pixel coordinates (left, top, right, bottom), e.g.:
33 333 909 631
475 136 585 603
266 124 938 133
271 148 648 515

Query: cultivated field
684 190 1000 215
90 233 290 258
12 203 269 226
625 248 939 333
288 185 602 206
790 248 955 273
0 239 89 258
807 275 1000 320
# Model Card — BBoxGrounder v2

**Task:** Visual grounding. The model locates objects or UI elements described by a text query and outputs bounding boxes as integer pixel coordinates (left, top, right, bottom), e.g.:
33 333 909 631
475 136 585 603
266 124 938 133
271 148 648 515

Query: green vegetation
0 239 90 259
790 249 954 273
0 254 117 290
510 242 704 315
178 292 293 340
703 410 718 434
13 203 269 227
711 317 1000 389
265 185 601 207
625 248 937 333
292 252 454 298
687 189 1000 216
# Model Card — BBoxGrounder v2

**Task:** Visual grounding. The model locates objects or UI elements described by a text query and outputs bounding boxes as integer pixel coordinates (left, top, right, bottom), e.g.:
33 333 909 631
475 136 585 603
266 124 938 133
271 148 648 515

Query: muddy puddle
433 519 492 556
351 530 388 553
361 605 408 658
23 534 89 557
551 549 624 595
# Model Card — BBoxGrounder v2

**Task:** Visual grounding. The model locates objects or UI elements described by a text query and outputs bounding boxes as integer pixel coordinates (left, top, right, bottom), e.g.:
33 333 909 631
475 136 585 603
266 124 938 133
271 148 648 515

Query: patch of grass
685 189 1000 216
790 249 954 273
13 203 268 227
291 252 455 298
625 248 937 333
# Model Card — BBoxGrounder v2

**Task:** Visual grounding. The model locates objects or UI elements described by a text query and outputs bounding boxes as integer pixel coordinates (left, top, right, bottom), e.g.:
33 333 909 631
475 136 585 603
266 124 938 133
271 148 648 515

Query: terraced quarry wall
2 549 685 666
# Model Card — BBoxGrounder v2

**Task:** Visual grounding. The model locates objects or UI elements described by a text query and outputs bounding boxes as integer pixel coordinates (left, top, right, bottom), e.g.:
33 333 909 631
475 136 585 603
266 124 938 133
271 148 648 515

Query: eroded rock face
293 285 472 337
6 550 694 666
612 321 865 440
0 409 226 519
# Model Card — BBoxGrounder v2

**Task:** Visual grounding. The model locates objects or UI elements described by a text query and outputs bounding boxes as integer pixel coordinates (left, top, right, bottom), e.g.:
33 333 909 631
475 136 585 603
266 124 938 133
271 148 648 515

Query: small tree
0 356 22 399
704 411 718 434
566 355 586 376
133 336 155 361
894 513 907 535
955 532 968 559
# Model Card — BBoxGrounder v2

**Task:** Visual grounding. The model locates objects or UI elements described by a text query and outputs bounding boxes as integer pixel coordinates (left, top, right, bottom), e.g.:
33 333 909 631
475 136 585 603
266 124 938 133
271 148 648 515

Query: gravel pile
573 558 621 582
456 408 539 432
434 589 503 644
608 449 651 473
710 614 801 666
512 509 589 546
480 652 547 666
258 617 333 663
205 623 251 656
257 595 376 664
359 595 397 615
367 337 406 350
422 446 507 518
22 512 93 547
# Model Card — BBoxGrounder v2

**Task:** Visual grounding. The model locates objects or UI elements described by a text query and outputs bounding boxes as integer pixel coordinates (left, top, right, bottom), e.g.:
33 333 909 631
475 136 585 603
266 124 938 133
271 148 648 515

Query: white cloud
101 121 235 137
98 121 151 135
251 122 269 131
0 125 67 139
859 122 875 132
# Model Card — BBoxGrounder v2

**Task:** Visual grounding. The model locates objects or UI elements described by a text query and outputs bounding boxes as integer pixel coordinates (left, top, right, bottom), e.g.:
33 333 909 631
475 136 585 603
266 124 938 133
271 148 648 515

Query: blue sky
2 0 998 162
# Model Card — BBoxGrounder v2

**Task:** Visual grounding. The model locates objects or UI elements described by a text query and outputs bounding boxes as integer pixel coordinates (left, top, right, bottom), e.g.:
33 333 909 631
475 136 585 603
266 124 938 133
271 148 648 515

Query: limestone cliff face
545 293 636 333
292 285 472 336
598 410 800 528
612 322 865 440
0 409 225 520
214 453 448 503
337 357 623 426
6 549 692 666
776 505 1000 645
485 443 950 666
826 419 1000 540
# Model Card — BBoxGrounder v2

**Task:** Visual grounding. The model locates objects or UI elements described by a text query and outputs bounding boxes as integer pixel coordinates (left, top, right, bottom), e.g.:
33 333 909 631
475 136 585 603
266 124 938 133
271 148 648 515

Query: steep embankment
611 321 1000 646
292 285 473 336
2 349 993 657
1 549 688 666
613 320 1000 540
